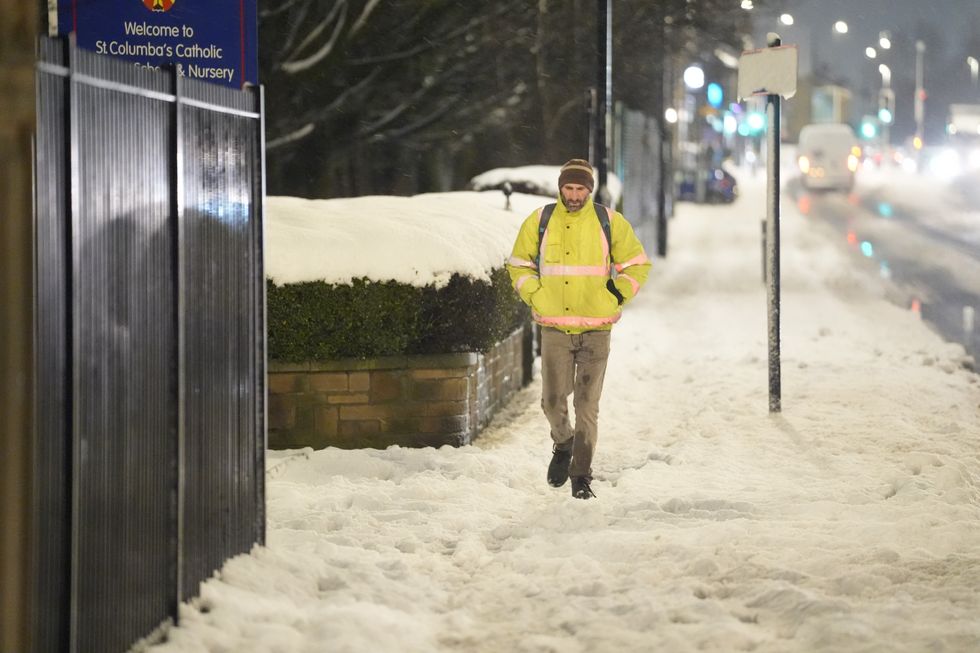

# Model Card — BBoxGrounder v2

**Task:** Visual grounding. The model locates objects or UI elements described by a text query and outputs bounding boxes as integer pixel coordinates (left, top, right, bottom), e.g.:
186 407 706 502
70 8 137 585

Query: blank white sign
737 45 798 100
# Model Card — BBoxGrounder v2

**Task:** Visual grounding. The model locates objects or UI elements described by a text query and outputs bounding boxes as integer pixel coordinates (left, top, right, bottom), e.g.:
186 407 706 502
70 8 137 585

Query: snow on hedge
266 190 549 288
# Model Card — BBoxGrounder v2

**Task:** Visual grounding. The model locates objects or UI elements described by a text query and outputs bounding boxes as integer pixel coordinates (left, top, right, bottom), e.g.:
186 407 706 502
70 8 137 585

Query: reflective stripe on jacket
506 197 651 334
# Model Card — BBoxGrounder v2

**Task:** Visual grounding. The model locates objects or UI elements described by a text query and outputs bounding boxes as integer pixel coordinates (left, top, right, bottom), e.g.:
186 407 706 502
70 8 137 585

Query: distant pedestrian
506 159 651 499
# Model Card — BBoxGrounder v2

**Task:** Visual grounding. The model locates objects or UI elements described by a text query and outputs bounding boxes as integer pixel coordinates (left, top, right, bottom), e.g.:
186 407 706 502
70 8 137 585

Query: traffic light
878 88 895 125
860 118 878 139
706 83 723 108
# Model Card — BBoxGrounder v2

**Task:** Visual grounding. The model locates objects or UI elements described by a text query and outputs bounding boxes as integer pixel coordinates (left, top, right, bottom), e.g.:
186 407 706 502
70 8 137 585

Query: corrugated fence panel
180 77 264 601
618 108 665 253
34 37 71 653
70 45 177 653
34 35 265 652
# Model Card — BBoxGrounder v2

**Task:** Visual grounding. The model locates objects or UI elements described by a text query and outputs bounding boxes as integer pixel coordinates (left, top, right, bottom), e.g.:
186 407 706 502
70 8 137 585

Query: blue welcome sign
53 0 257 88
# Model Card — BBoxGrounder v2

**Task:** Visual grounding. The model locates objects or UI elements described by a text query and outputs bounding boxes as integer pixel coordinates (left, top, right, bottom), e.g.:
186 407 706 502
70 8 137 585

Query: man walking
506 159 650 499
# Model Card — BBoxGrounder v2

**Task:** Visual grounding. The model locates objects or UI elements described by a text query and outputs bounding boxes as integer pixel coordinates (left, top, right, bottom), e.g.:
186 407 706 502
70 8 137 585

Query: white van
797 123 860 191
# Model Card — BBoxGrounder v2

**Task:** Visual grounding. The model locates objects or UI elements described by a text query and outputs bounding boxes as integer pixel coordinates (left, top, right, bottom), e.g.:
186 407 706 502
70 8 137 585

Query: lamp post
968 56 979 92
594 0 612 206
878 64 893 149
683 64 706 203
914 40 925 150
878 63 891 87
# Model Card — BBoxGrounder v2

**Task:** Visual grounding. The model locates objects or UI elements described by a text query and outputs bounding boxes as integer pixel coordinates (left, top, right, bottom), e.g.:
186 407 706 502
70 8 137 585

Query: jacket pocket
582 279 619 316
544 242 562 263
529 287 546 313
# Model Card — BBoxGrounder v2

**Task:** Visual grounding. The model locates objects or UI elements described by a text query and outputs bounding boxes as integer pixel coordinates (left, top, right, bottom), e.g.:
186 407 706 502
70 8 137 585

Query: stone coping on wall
269 352 479 373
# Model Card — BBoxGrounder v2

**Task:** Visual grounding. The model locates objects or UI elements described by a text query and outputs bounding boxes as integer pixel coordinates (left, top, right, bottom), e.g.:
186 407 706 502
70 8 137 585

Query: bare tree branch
259 0 307 19
267 123 316 150
349 0 382 36
282 2 348 73
282 0 346 68
348 5 510 66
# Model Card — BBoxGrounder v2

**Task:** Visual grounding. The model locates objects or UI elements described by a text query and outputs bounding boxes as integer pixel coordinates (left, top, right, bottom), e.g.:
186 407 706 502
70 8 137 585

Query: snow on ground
152 171 980 653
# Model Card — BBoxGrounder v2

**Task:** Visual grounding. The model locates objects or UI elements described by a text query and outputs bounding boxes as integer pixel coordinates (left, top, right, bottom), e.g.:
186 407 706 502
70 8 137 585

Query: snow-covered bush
265 191 543 361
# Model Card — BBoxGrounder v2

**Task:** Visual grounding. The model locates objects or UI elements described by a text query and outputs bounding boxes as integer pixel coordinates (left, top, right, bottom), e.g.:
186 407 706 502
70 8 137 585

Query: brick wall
268 325 533 450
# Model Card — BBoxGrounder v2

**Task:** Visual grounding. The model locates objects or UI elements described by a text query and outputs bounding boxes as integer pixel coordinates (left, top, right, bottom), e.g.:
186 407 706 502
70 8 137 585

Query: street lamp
681 64 707 202
865 47 877 59
740 0 754 10
879 32 891 50
683 65 705 90
878 63 891 87
968 56 979 89
833 21 848 35
915 40 925 148
779 13 794 26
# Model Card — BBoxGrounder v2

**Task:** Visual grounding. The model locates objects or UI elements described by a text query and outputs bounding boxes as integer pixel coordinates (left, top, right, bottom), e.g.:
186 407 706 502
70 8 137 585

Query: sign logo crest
143 0 175 11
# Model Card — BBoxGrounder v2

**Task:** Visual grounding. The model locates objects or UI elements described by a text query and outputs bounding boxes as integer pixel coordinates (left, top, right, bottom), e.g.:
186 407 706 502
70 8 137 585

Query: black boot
547 444 572 487
571 476 596 500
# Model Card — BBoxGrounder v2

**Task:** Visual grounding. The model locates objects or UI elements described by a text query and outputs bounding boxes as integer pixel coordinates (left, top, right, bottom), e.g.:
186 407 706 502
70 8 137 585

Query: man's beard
563 197 585 212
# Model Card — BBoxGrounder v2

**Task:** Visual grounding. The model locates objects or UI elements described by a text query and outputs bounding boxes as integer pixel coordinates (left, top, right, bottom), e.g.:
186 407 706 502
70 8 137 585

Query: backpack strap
535 203 557 271
593 203 613 276
536 202 614 278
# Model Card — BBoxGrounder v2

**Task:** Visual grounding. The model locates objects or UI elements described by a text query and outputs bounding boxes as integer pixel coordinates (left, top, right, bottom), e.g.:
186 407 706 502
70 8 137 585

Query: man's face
560 183 590 212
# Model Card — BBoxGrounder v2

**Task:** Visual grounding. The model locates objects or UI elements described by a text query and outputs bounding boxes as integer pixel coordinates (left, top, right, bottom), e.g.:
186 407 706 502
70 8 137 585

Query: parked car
797 123 860 191
675 166 738 204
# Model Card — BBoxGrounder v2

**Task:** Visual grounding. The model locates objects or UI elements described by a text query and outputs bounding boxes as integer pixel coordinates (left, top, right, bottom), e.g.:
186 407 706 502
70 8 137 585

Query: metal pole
67 34 82 652
586 89 596 165
914 40 925 145
654 2 667 256
171 64 186 616
657 121 668 256
878 65 893 150
766 92 781 413
595 0 612 205
760 219 767 284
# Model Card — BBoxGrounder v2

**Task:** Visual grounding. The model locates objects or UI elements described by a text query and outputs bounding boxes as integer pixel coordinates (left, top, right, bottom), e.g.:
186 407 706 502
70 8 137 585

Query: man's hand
606 279 625 305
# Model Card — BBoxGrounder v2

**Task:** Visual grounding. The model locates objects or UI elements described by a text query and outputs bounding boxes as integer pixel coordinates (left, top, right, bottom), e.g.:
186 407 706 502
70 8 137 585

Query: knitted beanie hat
558 159 595 192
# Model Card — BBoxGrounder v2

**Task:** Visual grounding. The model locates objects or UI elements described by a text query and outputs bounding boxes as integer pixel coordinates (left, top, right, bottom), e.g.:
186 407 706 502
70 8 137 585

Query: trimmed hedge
267 267 529 361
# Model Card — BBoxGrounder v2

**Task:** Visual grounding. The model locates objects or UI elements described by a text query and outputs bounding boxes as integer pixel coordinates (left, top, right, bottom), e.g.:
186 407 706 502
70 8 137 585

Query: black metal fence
33 36 266 652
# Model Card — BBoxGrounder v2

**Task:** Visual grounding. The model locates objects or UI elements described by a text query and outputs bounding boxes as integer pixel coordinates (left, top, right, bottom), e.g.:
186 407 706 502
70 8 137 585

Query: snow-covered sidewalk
152 174 980 653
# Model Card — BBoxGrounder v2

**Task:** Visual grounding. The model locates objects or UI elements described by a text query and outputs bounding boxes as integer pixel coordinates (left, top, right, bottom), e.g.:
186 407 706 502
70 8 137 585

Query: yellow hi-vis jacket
506 197 651 334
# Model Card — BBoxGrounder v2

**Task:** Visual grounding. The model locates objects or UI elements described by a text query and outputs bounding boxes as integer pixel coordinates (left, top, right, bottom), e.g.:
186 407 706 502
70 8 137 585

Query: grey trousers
540 327 611 479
